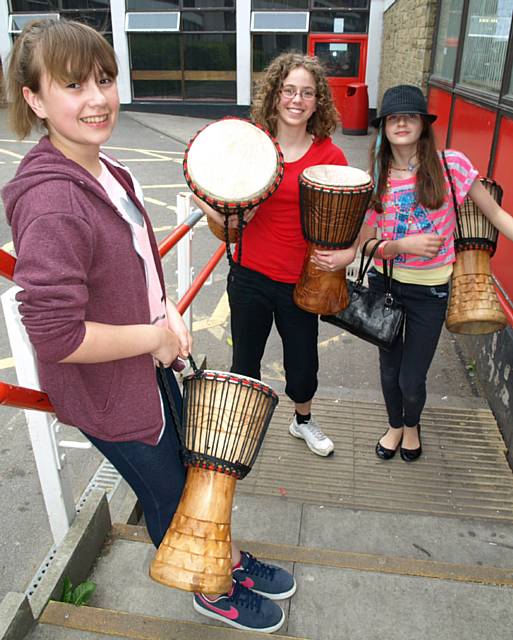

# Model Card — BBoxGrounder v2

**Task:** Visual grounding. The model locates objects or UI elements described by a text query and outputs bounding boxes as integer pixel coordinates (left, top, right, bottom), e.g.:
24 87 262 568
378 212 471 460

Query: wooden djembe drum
294 165 374 315
149 370 278 594
446 178 507 335
183 118 284 253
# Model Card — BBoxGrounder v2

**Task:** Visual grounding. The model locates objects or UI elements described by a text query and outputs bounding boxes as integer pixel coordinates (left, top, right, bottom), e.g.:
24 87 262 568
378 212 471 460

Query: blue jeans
82 367 186 547
227 264 319 403
367 268 449 428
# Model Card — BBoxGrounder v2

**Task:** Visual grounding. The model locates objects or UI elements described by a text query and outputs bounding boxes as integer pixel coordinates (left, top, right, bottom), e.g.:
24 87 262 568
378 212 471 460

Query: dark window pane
314 41 360 77
432 0 463 81
184 80 236 100
310 11 368 33
459 0 512 93
126 0 179 10
133 80 181 100
129 32 181 99
184 33 235 70
59 11 111 33
183 0 234 7
312 0 369 8
252 33 307 73
61 0 110 8
182 11 235 31
252 0 308 9
10 1 59 10
129 32 180 69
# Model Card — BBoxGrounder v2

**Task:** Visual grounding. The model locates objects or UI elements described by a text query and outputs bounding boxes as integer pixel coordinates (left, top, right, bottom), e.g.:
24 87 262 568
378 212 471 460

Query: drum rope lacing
158 357 278 479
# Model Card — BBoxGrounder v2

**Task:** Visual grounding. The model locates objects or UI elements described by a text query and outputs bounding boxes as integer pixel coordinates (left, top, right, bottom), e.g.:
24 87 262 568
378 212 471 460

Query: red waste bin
341 83 369 136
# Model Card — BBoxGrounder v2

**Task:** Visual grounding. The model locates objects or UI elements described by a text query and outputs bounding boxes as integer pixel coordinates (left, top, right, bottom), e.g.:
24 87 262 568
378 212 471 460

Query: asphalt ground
0 108 481 605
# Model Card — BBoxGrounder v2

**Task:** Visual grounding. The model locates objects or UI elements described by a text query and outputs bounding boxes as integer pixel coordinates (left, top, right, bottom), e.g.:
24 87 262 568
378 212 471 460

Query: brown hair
6 18 118 139
369 117 446 213
251 51 339 139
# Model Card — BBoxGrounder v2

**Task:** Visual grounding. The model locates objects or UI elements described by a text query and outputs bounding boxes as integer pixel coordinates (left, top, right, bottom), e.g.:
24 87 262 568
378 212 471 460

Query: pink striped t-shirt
365 150 478 284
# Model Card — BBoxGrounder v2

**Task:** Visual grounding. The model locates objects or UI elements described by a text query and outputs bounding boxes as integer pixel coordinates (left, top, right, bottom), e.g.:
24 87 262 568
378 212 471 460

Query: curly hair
251 52 339 139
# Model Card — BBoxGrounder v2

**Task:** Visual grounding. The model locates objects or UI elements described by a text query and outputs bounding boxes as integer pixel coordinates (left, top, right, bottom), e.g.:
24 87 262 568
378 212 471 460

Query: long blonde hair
251 52 339 139
6 18 118 139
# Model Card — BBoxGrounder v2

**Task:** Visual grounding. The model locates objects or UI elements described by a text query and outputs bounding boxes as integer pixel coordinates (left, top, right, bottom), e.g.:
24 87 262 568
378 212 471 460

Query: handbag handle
357 238 396 303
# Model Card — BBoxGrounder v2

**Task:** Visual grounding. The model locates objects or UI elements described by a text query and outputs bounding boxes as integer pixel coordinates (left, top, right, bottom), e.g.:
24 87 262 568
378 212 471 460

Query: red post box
341 83 369 136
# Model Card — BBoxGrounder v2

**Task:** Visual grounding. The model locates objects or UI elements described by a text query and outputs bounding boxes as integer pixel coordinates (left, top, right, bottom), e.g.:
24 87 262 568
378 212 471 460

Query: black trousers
227 264 319 404
367 268 449 428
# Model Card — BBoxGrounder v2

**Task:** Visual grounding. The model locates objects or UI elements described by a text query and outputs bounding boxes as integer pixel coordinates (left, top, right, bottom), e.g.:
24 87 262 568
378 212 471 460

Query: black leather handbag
320 239 404 351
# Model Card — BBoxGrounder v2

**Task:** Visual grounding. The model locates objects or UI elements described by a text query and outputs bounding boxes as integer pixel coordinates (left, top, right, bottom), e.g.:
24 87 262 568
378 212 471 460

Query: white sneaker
289 416 334 456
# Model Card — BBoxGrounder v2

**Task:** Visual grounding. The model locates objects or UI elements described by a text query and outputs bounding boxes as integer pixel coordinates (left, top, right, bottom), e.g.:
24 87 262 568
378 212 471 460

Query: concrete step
25 493 513 640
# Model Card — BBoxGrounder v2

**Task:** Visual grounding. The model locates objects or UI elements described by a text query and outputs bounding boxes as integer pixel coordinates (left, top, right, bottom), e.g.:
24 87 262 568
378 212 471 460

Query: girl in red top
195 53 357 457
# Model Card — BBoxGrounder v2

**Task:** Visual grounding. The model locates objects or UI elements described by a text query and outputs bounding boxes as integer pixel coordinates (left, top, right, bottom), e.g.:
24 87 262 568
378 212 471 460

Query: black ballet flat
400 425 422 462
375 431 402 461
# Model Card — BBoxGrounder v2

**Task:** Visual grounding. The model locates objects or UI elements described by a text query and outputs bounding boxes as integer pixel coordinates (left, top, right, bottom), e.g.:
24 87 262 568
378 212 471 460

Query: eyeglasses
386 113 421 124
281 85 316 101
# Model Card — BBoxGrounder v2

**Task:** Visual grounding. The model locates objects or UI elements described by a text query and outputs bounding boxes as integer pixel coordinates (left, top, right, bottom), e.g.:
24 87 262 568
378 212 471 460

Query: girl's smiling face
276 67 317 131
23 67 119 165
385 113 423 148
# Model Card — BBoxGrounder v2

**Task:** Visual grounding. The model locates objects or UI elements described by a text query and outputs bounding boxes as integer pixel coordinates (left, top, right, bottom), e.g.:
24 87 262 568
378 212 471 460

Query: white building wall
236 0 251 106
110 0 131 104
366 0 385 109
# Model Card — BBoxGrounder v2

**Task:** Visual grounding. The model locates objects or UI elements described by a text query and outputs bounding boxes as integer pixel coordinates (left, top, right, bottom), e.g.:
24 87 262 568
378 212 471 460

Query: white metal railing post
176 192 194 332
1 287 76 545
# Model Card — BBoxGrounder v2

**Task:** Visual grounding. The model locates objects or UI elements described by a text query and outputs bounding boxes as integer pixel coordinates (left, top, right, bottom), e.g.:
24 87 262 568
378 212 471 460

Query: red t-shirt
236 137 347 283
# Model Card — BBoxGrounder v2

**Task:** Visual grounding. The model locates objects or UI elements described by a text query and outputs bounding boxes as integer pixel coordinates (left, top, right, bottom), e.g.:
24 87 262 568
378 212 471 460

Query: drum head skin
302 165 372 189
185 119 283 205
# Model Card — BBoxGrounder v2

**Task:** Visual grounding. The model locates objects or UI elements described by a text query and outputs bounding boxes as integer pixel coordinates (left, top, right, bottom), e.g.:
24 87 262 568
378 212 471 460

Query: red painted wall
428 86 451 148
449 98 496 176
491 115 513 301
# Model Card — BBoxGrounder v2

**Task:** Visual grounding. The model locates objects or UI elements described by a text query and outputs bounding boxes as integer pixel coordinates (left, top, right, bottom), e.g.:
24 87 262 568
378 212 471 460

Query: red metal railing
0 220 227 413
0 381 53 412
0 248 15 281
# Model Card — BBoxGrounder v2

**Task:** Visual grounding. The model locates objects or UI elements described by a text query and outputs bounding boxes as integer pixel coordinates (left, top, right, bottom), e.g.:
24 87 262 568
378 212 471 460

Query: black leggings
367 268 449 428
227 264 319 404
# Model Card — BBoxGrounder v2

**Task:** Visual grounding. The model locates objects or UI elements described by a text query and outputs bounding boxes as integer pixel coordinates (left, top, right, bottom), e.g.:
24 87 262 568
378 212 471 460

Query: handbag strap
358 238 384 281
358 238 394 294
442 150 463 238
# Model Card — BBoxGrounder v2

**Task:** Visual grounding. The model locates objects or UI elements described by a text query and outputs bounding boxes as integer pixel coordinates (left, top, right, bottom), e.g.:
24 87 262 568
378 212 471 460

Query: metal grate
240 397 513 522
26 458 122 598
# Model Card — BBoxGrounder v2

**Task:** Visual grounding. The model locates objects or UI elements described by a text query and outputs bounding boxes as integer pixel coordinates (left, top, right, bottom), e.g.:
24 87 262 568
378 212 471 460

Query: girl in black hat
359 84 513 462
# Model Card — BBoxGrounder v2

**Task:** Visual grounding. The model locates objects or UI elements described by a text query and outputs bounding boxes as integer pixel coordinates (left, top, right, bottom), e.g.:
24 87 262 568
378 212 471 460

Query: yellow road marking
319 334 343 348
104 145 182 155
145 197 168 207
141 184 187 189
0 148 27 160
193 291 230 331
0 357 14 370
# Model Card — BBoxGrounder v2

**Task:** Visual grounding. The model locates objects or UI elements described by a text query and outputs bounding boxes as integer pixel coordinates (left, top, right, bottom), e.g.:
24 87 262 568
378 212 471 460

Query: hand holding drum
294 165 374 316
184 118 284 247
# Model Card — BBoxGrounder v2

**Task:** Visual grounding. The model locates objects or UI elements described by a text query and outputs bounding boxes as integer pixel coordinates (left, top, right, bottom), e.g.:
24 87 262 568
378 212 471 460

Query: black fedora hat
371 84 437 128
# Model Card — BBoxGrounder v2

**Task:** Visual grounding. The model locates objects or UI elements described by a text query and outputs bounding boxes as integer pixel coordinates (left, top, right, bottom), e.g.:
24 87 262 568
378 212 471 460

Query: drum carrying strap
224 211 246 267
157 355 200 446
442 151 464 239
